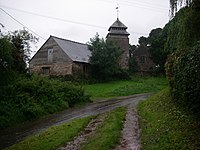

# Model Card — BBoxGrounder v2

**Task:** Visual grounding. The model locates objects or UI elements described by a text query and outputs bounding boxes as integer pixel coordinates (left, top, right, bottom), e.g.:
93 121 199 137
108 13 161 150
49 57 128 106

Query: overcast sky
0 0 170 56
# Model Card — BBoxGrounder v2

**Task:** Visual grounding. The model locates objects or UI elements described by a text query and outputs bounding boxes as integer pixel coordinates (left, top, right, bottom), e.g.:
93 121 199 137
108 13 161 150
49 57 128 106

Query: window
48 49 53 62
42 67 50 75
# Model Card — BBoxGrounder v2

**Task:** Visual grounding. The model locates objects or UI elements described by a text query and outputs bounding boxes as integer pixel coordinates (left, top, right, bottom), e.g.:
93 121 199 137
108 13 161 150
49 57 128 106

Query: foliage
0 29 38 85
165 4 200 117
0 74 91 128
6 116 94 150
138 28 169 74
169 0 193 16
80 107 126 150
88 33 128 80
148 28 169 74
8 29 38 72
164 6 200 52
138 36 148 45
84 77 168 100
166 42 200 116
0 37 16 85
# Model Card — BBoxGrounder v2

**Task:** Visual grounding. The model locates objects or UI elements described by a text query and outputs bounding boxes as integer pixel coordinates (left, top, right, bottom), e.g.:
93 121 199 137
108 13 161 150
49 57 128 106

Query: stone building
106 18 130 69
30 18 155 76
29 36 91 76
133 44 155 72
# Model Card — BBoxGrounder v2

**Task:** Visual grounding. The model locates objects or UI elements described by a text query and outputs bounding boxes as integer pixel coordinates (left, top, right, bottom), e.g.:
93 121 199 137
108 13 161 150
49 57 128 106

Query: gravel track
0 93 152 149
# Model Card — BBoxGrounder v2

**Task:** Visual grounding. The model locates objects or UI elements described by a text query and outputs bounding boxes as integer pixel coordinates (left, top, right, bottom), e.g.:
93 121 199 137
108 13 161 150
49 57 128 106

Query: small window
48 49 53 62
42 67 50 75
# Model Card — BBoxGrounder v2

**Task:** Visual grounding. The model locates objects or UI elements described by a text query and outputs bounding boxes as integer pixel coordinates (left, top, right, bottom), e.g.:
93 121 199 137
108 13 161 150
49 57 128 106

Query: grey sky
0 0 170 56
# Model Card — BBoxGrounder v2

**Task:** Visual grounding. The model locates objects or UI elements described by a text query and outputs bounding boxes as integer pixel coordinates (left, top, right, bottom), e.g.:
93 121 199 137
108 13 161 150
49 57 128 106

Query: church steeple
106 18 130 38
106 18 130 69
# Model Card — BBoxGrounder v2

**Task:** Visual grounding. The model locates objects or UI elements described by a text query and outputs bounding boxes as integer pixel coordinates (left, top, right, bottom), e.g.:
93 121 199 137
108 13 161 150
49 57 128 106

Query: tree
6 29 38 72
88 34 123 80
137 28 168 74
0 28 38 85
147 28 168 74
170 0 192 16
138 36 148 46
0 34 15 85
170 0 200 16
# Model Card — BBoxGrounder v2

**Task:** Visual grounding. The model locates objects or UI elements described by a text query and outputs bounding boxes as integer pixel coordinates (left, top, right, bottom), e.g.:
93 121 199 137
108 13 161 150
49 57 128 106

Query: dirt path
0 93 152 149
58 114 106 150
115 105 141 150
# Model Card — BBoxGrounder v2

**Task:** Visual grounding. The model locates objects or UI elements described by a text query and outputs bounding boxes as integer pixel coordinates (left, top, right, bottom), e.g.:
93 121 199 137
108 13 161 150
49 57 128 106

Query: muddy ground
0 93 152 149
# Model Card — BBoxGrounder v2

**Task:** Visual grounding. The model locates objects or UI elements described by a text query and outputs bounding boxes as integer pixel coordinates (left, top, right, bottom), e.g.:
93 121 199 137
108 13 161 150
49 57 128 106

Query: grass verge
5 116 94 150
138 88 200 149
84 77 167 100
80 107 126 150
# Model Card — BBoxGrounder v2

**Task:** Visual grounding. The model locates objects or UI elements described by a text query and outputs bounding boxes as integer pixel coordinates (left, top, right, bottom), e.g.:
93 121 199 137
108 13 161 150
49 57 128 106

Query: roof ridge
50 35 87 46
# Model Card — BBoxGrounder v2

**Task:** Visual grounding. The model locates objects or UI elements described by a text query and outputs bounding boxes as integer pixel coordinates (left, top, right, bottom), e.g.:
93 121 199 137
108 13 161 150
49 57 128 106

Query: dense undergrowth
138 88 200 149
0 74 90 128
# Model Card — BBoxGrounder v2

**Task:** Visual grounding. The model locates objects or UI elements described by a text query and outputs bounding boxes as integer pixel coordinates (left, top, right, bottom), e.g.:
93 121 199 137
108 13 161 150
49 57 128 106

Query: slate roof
108 18 127 31
107 18 130 36
52 36 91 63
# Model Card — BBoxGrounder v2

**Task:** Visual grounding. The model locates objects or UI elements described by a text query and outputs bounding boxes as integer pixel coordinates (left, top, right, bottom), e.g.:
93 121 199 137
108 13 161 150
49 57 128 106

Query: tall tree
0 29 38 85
137 28 168 74
170 0 192 16
88 34 123 80
170 0 200 16
6 29 38 72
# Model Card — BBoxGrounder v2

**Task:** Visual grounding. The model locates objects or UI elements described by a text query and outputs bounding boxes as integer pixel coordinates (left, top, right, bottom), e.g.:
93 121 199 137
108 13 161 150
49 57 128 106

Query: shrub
0 74 91 128
166 41 200 117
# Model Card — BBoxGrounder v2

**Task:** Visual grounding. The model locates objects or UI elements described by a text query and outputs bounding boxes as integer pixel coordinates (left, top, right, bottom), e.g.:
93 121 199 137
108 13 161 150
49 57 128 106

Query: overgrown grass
138 88 200 149
5 116 94 150
84 76 167 100
80 107 126 150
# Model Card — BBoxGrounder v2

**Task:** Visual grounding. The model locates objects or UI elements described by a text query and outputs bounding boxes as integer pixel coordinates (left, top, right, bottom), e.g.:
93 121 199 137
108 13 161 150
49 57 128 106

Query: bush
166 41 200 117
0 74 91 128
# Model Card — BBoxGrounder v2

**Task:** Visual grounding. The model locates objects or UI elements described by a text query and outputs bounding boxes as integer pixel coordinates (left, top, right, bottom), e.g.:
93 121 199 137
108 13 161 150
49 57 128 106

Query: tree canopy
88 33 128 80
0 28 38 85
170 0 192 16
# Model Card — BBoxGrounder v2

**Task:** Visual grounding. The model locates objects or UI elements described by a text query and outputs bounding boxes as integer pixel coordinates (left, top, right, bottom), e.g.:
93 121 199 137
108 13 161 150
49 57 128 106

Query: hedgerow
166 42 200 117
0 74 90 128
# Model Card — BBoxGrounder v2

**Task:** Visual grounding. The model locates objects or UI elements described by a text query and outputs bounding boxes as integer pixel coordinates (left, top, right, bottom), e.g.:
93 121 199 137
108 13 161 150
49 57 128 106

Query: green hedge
166 42 200 117
0 75 90 128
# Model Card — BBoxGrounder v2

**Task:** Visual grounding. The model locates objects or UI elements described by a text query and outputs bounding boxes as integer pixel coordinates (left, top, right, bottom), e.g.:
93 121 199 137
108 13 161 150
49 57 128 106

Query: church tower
106 18 130 69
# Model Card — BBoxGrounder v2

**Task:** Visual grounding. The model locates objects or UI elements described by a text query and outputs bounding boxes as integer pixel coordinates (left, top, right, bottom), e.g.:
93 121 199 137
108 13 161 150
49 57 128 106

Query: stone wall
29 37 73 76
30 63 73 76
72 62 90 76
134 45 155 72
107 35 130 69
